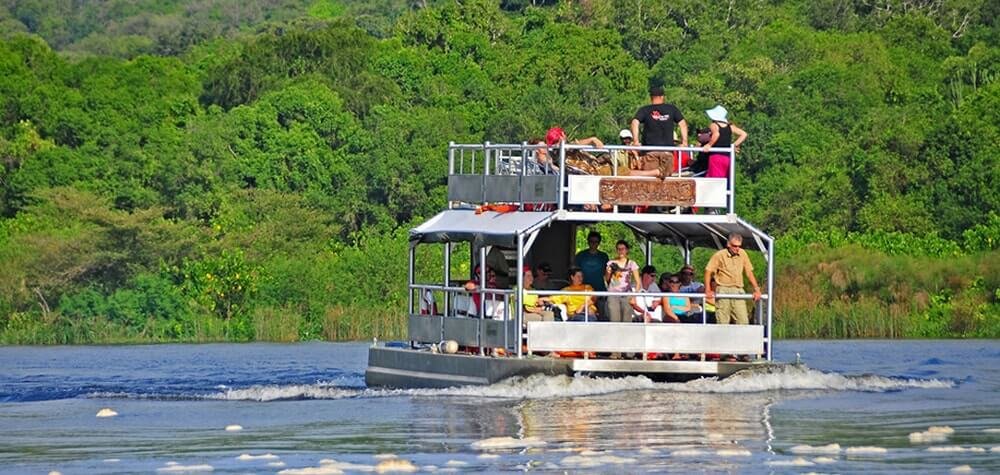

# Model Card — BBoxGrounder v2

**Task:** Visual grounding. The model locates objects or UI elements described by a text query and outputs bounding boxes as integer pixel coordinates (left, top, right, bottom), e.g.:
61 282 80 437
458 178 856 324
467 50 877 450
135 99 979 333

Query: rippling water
1 340 998 473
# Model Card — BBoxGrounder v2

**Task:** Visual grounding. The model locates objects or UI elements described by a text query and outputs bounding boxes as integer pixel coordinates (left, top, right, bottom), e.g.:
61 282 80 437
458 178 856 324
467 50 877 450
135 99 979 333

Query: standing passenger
704 233 761 327
575 231 609 319
702 105 748 180
630 86 689 177
604 240 641 323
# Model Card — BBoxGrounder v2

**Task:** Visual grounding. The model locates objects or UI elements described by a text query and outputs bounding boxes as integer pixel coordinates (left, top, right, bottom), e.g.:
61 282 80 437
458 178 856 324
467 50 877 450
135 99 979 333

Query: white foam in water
373 458 419 473
910 426 955 443
680 365 954 393
318 459 374 472
96 408 118 418
48 471 62 475
470 436 547 450
279 466 343 475
237 453 279 461
638 447 659 455
950 465 974 473
561 453 636 467
224 424 243 432
790 444 841 454
716 448 752 457
269 461 287 468
216 383 359 401
478 453 499 459
927 446 986 453
373 454 397 461
845 446 888 455
984 428 1000 433
444 460 467 467
103 459 121 463
813 457 837 464
992 446 1000 453
671 449 708 457
767 457 814 467
156 462 214 472
119 362 950 403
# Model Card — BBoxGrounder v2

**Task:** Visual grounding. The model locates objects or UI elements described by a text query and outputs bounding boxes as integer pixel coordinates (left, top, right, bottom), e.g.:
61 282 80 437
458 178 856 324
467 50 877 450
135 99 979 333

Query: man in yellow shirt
704 233 761 325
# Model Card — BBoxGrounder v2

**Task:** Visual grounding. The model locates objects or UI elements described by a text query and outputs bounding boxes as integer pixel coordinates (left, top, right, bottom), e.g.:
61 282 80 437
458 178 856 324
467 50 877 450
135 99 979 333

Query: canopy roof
411 209 772 252
626 218 772 252
410 209 556 248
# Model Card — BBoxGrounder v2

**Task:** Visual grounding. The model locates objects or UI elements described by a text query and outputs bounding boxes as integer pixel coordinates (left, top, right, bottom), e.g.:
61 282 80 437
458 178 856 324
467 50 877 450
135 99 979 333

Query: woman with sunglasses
660 274 692 324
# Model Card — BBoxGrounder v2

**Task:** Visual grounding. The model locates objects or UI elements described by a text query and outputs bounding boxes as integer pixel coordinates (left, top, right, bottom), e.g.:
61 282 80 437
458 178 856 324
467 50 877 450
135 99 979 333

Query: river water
1 340 998 474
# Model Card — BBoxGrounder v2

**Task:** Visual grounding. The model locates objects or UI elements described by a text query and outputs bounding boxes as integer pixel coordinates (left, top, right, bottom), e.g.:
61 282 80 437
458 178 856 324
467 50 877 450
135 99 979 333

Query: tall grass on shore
774 245 1000 339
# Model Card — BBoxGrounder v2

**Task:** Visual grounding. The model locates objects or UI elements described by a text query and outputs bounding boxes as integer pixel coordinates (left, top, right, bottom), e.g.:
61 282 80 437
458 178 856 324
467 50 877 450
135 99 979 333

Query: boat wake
80 364 953 402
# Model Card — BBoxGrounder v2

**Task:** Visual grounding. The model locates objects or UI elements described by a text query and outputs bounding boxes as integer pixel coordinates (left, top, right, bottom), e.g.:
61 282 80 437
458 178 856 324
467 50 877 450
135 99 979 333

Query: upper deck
447 141 739 218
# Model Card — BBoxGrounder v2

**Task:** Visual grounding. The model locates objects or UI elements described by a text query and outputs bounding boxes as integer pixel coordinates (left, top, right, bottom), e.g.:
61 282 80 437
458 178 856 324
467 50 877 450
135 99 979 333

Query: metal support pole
558 143 566 210
516 233 525 358
728 147 736 214
408 243 415 348
766 237 775 361
448 143 455 209
443 242 451 340
479 246 487 356
645 237 653 266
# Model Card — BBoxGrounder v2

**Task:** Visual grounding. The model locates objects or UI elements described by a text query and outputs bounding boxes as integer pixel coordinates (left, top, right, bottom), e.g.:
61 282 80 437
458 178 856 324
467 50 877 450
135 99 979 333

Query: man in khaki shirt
704 233 761 326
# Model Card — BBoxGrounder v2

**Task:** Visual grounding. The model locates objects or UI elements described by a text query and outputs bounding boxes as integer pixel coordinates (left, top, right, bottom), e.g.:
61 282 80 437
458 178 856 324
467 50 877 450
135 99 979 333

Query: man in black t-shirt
630 86 688 177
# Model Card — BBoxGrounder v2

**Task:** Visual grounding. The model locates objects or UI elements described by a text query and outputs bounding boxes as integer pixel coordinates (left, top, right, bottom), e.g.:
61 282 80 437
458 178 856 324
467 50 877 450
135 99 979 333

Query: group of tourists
517 231 761 329
531 86 748 181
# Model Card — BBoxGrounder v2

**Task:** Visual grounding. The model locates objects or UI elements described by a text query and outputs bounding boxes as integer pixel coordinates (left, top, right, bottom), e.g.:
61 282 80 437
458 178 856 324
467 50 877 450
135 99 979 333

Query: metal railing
447 141 738 214
409 283 770 359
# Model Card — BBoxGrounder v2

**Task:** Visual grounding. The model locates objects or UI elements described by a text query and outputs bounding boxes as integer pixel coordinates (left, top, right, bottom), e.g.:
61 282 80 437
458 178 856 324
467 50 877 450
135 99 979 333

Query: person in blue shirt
575 231 609 319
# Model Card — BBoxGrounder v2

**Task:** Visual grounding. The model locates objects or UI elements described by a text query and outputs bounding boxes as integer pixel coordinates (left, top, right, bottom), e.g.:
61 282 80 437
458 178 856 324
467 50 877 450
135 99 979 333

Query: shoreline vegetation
1 1 998 344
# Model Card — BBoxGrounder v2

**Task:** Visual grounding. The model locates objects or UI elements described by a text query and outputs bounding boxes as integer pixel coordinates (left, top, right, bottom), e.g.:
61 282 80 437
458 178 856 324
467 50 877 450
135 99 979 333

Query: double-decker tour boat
366 140 778 388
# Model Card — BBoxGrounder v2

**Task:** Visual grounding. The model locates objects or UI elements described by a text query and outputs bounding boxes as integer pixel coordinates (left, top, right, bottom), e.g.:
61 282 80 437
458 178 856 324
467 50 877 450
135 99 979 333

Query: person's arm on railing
678 119 689 147
731 124 748 154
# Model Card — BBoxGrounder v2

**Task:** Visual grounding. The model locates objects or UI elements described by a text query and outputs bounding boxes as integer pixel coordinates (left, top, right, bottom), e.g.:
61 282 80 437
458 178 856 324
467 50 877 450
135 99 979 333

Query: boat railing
409 283 770 359
448 141 738 214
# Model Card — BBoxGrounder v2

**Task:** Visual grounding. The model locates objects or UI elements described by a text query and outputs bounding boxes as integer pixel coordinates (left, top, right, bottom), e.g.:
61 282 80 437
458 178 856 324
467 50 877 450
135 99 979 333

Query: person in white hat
701 105 747 179
609 129 639 176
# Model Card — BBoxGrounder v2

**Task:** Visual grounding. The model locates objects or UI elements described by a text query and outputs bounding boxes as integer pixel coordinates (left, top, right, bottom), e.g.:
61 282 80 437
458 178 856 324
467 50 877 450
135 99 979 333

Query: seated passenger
678 264 705 293
527 138 558 175
464 266 506 318
611 129 642 176
521 266 554 322
533 262 559 290
660 274 694 323
630 265 663 323
550 266 598 321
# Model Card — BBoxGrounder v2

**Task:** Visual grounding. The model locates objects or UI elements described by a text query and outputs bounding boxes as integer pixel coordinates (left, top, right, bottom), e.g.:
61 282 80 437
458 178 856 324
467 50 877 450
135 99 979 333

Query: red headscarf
545 127 565 146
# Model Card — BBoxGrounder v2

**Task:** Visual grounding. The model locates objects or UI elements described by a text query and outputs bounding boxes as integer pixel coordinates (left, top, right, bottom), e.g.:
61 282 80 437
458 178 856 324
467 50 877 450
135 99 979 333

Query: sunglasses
668 280 680 284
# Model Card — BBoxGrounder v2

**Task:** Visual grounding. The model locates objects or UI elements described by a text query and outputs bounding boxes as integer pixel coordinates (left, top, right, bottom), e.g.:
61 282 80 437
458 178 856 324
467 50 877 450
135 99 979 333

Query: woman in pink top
604 240 641 323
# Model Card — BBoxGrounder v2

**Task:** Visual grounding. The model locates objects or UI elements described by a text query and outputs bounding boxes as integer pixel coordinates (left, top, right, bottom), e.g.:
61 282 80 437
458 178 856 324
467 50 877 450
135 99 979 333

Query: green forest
1 0 998 344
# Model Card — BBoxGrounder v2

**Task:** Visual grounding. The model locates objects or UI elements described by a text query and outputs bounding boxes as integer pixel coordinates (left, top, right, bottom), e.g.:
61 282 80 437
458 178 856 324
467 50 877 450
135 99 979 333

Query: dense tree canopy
0 0 997 341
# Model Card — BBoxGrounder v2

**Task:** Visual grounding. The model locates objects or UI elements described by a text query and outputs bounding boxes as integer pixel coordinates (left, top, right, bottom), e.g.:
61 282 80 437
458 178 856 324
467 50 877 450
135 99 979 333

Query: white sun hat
705 105 729 124
619 129 633 139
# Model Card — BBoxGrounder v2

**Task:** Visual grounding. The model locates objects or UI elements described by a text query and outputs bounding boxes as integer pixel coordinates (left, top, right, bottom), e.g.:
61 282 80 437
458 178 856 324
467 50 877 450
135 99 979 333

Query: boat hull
365 346 772 388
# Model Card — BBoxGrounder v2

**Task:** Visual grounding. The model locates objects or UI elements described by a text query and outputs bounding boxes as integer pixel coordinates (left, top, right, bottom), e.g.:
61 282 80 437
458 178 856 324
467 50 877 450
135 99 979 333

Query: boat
366 140 778 388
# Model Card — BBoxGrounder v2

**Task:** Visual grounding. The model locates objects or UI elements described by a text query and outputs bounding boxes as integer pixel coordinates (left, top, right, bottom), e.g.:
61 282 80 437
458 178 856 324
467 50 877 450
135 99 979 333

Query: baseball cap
619 129 633 139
